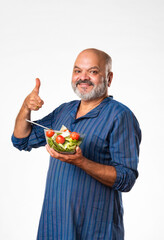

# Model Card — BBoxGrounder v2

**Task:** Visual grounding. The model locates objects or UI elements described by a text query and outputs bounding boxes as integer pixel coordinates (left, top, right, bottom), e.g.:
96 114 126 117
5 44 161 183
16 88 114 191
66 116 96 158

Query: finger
37 97 44 105
46 144 55 157
29 105 40 111
46 144 69 161
45 144 51 154
28 99 43 110
33 96 44 106
33 78 41 94
75 146 81 154
35 105 41 110
46 144 58 158
27 101 42 111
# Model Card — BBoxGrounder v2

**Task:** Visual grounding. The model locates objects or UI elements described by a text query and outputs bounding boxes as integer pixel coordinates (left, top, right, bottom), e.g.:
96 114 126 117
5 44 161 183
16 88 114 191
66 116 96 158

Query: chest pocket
83 134 111 164
93 134 108 152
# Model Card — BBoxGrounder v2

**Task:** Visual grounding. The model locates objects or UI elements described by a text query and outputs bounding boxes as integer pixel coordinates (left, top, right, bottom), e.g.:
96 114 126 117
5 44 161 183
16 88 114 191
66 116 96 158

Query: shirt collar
70 96 113 121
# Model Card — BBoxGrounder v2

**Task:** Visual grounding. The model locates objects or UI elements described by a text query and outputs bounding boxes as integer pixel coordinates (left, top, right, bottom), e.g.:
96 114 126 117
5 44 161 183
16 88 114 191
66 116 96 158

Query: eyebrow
74 66 81 69
88 66 100 71
74 66 100 71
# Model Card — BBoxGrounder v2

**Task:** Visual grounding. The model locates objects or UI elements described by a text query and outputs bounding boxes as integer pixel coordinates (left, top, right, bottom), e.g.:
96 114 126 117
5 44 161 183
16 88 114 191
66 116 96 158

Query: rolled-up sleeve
11 134 32 151
110 109 141 192
11 111 54 152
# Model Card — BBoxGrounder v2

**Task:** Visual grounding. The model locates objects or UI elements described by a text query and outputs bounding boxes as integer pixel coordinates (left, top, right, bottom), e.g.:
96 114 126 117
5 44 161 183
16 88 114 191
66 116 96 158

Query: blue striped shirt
11 97 141 240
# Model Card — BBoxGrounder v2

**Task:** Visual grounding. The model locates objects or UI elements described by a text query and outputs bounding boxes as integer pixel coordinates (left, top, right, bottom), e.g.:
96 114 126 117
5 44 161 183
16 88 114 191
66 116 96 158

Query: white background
0 0 164 239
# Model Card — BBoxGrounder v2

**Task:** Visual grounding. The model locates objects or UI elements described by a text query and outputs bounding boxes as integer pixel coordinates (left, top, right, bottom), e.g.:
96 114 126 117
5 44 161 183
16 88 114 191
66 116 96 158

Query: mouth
76 79 94 87
78 83 92 88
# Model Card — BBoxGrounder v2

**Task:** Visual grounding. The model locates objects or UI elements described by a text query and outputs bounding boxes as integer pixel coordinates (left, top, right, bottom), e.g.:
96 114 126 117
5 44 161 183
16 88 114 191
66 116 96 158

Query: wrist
77 156 89 169
22 99 31 114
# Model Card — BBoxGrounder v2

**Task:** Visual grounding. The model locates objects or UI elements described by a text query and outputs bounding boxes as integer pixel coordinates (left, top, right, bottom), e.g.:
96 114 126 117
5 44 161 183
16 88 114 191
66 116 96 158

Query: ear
107 72 113 87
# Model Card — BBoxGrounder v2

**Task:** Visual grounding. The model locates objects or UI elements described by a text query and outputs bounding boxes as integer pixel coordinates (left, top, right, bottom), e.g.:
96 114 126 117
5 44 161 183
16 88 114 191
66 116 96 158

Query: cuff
112 165 137 192
11 133 31 151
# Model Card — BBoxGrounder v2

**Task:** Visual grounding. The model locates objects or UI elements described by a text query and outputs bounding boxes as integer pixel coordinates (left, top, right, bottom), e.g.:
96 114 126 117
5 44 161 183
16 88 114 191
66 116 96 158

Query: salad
45 125 83 154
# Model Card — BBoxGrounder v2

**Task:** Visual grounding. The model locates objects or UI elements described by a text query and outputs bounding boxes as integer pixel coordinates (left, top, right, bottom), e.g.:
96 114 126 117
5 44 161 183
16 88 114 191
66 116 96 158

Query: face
71 51 109 101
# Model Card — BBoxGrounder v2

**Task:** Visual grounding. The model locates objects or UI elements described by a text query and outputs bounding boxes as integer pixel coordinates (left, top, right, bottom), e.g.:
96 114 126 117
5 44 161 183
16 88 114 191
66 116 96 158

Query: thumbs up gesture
24 78 44 111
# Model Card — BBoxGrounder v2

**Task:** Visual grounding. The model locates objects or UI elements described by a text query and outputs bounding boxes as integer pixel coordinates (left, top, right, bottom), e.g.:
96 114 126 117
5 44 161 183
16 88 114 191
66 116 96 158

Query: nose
79 71 90 80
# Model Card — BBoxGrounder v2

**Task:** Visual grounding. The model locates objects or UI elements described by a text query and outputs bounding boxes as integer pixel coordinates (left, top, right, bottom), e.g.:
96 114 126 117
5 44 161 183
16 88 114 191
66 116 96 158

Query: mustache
75 79 94 87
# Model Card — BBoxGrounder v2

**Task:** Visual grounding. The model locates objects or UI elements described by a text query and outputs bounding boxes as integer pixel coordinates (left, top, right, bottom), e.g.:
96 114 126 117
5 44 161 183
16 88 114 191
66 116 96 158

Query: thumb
33 78 41 94
76 146 81 154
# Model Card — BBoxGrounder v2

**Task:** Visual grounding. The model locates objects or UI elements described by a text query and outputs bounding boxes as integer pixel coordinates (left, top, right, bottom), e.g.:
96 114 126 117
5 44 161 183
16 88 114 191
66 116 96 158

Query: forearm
78 157 117 187
45 146 137 191
46 143 116 187
13 78 44 138
46 145 116 187
13 102 32 138
78 158 138 191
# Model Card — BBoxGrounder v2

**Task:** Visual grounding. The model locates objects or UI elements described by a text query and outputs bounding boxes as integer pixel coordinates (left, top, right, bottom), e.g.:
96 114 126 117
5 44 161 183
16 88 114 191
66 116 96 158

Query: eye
74 70 81 73
90 70 98 74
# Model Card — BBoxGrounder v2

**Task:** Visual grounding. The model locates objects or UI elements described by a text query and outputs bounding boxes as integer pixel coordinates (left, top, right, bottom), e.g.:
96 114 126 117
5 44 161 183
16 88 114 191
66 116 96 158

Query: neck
76 94 108 119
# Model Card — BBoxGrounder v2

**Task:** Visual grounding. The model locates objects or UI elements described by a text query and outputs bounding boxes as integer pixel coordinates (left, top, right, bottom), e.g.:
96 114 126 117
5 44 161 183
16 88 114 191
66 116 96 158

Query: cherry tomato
56 135 65 144
46 130 55 138
70 132 80 140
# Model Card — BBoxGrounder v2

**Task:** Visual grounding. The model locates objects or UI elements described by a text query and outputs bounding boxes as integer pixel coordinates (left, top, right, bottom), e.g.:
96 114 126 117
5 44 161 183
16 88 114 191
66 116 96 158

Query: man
12 48 141 240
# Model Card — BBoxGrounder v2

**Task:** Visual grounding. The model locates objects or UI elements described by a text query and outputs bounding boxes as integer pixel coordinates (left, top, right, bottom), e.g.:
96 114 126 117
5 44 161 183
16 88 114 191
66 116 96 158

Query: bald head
76 48 112 72
72 48 113 101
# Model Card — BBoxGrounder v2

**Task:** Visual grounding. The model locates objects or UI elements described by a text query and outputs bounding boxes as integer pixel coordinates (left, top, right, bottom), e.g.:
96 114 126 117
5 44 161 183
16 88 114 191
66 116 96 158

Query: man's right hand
13 78 44 138
24 78 44 111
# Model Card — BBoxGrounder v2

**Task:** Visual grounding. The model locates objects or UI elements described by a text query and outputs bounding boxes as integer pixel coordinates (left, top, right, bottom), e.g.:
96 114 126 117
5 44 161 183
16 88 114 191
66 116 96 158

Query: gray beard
72 78 108 101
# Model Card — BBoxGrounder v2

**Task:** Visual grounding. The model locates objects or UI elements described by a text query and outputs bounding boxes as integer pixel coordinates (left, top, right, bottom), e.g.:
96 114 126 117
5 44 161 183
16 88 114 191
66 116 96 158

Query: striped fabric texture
12 97 141 240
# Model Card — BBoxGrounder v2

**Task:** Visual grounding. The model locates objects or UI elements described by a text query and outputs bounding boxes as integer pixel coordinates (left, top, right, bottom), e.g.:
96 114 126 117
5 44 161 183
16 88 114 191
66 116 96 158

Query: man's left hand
45 144 86 167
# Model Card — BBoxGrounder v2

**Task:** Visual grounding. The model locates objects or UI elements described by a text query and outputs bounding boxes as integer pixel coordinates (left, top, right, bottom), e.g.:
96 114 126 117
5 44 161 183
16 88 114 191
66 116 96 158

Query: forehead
74 51 106 70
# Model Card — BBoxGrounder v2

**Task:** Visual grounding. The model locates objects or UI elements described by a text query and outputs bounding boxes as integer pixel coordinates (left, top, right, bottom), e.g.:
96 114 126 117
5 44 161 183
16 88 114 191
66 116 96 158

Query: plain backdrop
0 0 164 239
